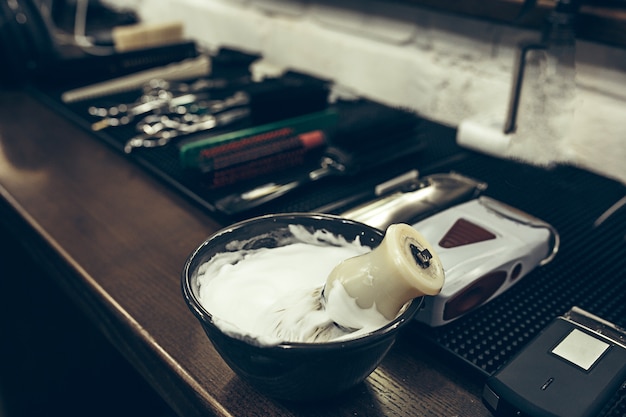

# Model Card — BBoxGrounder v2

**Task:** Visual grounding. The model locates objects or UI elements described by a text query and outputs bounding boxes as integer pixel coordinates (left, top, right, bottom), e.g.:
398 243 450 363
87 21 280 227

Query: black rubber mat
33 82 441 223
416 156 626 417
413 155 626 374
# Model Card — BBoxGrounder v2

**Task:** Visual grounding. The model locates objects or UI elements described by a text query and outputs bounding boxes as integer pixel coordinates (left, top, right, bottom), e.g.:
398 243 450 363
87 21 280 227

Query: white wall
107 0 626 184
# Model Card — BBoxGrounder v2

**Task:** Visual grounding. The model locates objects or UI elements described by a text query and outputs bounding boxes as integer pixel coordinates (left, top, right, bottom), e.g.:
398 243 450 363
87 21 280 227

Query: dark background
0 223 175 417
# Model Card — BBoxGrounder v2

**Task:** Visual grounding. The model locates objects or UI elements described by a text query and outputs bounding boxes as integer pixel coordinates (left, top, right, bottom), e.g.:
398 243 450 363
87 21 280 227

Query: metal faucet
504 0 581 134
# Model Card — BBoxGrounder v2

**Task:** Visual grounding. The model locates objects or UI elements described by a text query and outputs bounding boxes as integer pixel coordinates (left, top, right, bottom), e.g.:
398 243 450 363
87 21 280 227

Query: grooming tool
90 90 191 131
41 41 200 87
90 88 246 131
61 55 211 103
483 306 626 417
88 74 250 131
111 75 331 152
324 223 445 322
341 172 487 230
123 107 250 153
273 223 445 342
214 129 425 215
313 170 420 215
240 75 331 125
412 196 559 327
148 76 244 96
214 100 424 214
112 21 184 52
179 108 338 170
197 130 327 188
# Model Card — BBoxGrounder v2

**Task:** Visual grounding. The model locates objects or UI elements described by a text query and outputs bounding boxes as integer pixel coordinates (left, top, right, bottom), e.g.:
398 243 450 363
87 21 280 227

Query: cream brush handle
324 223 444 321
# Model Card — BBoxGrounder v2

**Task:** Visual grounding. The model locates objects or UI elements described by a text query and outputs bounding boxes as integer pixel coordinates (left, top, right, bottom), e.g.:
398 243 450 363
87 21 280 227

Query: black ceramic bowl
181 213 422 401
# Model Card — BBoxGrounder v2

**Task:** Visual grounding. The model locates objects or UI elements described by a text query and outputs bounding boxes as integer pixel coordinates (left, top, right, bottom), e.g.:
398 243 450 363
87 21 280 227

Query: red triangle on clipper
439 218 496 248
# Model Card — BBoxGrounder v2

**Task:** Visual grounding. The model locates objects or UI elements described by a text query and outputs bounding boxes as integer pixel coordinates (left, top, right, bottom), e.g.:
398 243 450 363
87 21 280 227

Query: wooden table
0 89 490 417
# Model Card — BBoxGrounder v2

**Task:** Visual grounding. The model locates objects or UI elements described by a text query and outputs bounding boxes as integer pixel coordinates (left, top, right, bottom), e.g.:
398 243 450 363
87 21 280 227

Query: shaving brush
323 223 445 330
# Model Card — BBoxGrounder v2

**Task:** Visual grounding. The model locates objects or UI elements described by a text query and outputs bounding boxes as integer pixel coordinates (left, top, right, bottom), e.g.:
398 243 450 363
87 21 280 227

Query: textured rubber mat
415 156 626 417
34 82 443 223
414 155 626 366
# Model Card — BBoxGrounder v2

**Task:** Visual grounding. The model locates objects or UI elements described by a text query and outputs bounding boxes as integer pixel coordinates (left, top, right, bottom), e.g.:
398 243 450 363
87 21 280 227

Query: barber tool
96 88 251 138
179 109 338 169
101 75 331 153
412 196 559 326
341 172 487 230
61 55 212 103
483 306 626 417
273 222 445 342
112 21 184 53
88 77 237 131
45 42 200 87
124 107 250 154
214 100 423 214
196 130 327 189
178 109 338 186
214 131 425 215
